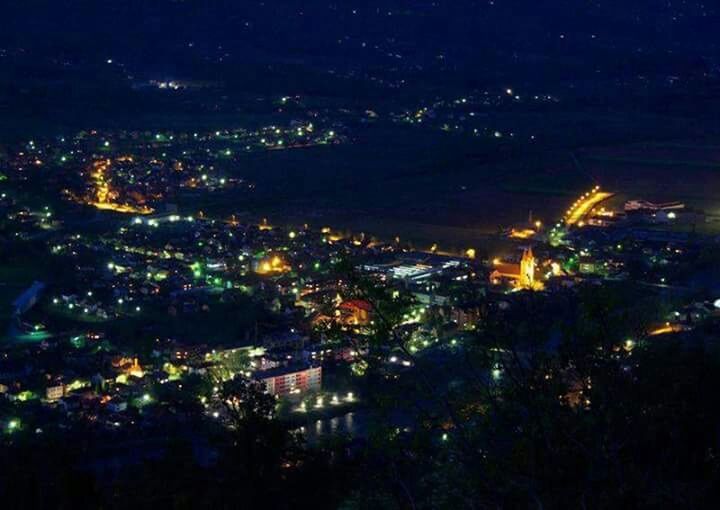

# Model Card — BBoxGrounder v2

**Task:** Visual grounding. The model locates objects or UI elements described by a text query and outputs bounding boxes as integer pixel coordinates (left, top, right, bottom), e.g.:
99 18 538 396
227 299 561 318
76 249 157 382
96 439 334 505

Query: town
2 131 719 448
2 1 720 507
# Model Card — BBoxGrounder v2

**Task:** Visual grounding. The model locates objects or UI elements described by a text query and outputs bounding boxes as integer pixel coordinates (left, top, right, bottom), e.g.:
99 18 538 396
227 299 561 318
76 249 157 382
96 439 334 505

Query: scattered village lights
0 116 705 478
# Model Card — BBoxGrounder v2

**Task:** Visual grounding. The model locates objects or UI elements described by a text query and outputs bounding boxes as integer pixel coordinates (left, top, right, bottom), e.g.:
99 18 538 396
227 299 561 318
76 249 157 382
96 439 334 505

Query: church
490 247 538 290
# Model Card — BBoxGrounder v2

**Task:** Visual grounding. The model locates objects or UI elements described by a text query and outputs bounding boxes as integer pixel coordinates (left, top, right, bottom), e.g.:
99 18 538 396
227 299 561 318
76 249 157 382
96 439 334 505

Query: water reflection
302 411 360 440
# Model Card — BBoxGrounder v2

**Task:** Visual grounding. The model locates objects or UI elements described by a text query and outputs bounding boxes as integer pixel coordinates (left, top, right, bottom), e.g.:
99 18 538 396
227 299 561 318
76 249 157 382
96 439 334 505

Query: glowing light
509 228 536 239
649 324 679 336
83 159 153 214
256 255 290 275
565 188 613 226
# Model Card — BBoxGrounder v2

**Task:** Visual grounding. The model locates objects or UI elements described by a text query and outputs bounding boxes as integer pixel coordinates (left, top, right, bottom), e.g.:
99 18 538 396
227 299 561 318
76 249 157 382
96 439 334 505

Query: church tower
519 247 535 288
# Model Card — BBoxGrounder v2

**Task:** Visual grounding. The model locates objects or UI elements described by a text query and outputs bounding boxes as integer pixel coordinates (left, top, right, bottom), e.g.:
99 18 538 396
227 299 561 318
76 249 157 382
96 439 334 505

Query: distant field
578 141 720 209
165 129 720 249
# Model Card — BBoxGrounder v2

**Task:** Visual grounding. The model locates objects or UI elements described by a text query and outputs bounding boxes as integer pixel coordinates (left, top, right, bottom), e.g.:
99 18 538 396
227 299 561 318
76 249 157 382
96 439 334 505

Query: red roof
339 299 373 312
491 263 521 278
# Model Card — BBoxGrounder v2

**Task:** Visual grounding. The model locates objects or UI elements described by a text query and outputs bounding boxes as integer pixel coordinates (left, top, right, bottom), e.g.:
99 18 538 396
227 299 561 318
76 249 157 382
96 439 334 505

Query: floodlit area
564 187 615 226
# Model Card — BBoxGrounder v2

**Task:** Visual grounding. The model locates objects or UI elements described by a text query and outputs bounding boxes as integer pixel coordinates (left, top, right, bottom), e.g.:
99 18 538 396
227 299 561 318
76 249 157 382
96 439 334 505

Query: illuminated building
624 200 685 213
46 384 66 401
254 255 290 275
509 228 536 239
337 299 373 326
255 364 321 396
112 357 145 378
128 358 145 378
490 247 538 289
520 247 536 288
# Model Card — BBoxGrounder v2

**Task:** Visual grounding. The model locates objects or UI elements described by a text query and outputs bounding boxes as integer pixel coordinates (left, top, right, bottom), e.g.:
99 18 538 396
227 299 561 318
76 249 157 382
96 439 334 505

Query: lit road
564 188 614 226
